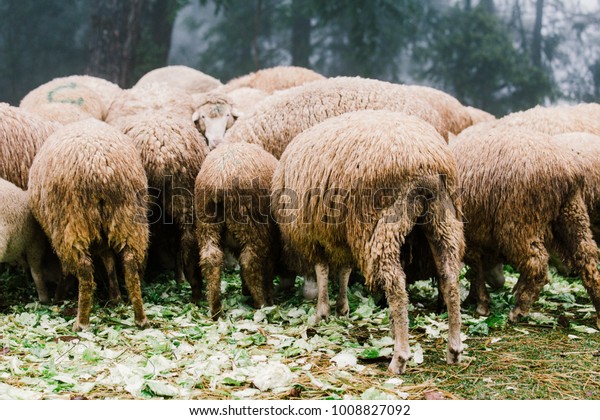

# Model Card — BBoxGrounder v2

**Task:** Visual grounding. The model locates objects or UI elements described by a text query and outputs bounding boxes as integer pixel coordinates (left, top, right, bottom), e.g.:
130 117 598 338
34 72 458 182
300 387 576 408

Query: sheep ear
231 108 243 120
192 110 206 132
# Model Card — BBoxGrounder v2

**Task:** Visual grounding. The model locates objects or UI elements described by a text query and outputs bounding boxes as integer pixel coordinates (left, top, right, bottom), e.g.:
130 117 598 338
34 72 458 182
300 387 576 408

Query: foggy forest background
1 0 599 117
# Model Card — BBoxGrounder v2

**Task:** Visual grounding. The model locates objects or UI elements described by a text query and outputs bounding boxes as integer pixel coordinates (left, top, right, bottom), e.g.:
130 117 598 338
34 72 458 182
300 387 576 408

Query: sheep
225 87 269 114
552 132 600 242
224 76 448 159
272 110 464 374
195 142 278 319
451 123 600 329
134 65 222 95
0 177 49 303
105 80 195 282
464 106 495 126
28 119 150 331
0 103 61 189
20 76 107 120
544 132 600 277
63 75 123 120
193 86 330 294
66 74 122 101
192 92 242 150
116 113 210 302
191 89 270 150
401 85 474 134
495 106 600 236
105 82 196 127
464 103 600 285
23 103 95 125
223 66 324 94
498 103 600 135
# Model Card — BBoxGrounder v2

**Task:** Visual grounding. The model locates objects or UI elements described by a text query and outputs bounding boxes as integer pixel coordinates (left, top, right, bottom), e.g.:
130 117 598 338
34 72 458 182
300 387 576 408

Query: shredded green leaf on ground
0 267 598 399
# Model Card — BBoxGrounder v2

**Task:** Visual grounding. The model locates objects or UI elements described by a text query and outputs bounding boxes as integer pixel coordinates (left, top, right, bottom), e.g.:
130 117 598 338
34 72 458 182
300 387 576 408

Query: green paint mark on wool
47 82 85 106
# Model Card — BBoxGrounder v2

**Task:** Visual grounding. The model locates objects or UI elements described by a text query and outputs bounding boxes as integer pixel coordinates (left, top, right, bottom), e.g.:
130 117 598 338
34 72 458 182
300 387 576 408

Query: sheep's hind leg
464 253 493 316
484 260 506 291
26 240 50 304
121 246 149 329
54 274 71 303
503 237 549 323
369 215 412 374
200 239 224 320
239 245 273 308
182 227 202 304
335 266 352 317
552 194 600 330
99 247 121 305
69 251 95 332
381 257 410 374
368 189 438 373
262 252 275 306
314 263 331 322
423 197 464 365
175 246 185 284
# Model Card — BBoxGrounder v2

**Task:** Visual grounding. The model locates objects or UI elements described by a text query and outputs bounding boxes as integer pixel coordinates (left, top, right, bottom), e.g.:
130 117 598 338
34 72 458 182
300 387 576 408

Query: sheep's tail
364 184 426 292
364 174 462 290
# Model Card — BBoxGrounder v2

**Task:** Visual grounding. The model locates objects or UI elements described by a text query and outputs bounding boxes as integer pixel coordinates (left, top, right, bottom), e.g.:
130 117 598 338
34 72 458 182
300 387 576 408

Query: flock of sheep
2 65 600 376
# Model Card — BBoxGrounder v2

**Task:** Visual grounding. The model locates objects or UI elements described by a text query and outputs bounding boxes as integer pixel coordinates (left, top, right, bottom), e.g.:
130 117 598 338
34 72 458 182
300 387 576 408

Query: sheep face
193 103 240 150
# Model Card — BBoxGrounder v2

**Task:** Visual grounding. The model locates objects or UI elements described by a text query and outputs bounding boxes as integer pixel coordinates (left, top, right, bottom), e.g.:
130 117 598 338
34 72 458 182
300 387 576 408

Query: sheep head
192 93 242 150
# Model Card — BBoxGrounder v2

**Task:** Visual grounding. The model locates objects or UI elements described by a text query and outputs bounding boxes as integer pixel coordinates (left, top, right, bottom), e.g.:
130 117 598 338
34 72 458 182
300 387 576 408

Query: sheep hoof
336 302 349 318
191 291 203 306
315 305 330 323
72 321 89 332
485 264 506 290
315 313 329 323
446 347 462 365
388 356 408 375
175 272 185 284
508 307 523 323
107 297 122 308
210 308 222 321
475 303 490 316
38 296 51 305
135 317 150 330
486 279 505 291
463 293 476 305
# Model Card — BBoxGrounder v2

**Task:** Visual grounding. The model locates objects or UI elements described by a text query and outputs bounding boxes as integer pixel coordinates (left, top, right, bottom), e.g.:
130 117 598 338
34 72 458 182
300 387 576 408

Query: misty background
1 0 598 116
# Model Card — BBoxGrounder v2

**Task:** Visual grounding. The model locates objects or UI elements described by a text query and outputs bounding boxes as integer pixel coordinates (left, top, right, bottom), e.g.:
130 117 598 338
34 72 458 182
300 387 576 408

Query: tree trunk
146 0 175 66
86 0 144 87
130 0 179 82
291 0 311 67
512 0 528 51
531 0 544 68
590 60 600 101
1 0 20 103
252 0 263 70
